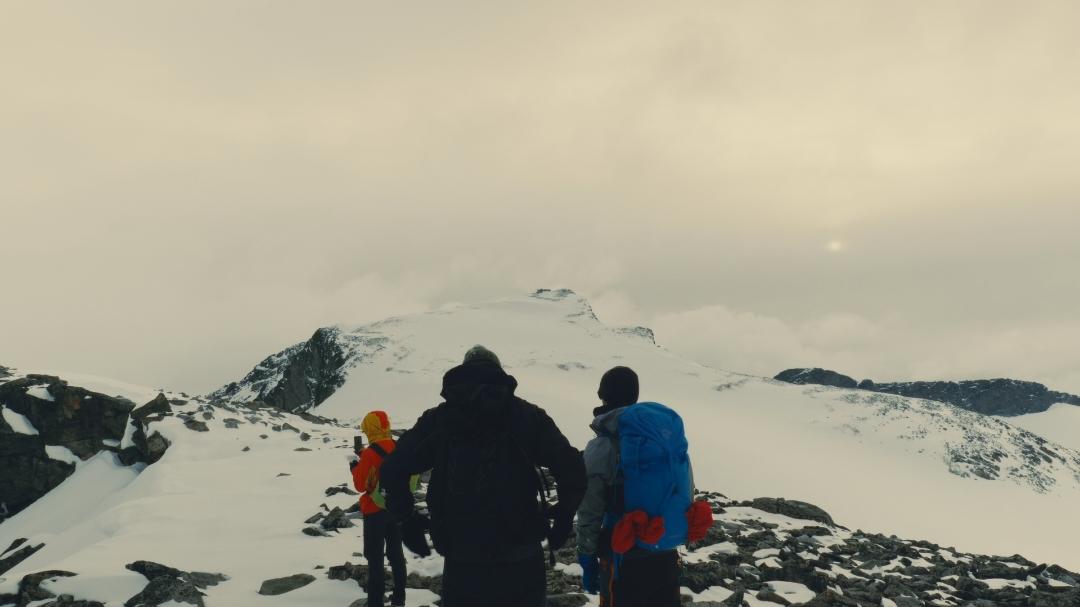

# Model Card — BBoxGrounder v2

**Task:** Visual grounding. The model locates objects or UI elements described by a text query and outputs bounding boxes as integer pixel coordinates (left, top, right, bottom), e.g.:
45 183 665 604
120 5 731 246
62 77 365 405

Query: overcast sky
3 1 1079 395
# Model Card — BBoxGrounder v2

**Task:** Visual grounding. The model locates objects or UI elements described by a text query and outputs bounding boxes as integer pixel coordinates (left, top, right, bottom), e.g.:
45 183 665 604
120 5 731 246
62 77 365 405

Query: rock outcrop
775 369 1080 416
209 328 353 412
1 376 177 521
0 376 134 518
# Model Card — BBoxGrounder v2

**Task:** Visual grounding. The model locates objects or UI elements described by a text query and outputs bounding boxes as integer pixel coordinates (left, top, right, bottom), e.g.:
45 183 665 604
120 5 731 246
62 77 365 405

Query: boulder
746 498 836 527
123 560 227 607
9 570 79 606
257 574 315 596
774 369 858 389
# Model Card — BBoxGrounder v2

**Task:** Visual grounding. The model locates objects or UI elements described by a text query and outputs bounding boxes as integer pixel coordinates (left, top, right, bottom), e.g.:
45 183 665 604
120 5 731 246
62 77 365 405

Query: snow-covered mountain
210 289 1080 567
3 289 1080 606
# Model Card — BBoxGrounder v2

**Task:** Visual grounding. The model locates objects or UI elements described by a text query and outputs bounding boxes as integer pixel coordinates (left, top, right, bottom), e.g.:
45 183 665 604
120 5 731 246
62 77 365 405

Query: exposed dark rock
1 376 151 518
546 593 589 607
0 366 12 381
130 394 171 423
775 368 1080 416
319 507 353 531
775 369 858 389
2 538 28 554
0 376 134 458
325 485 358 497
123 561 227 607
303 526 330 537
6 570 79 607
257 574 315 595
0 539 45 576
182 419 209 433
745 498 836 526
39 596 106 607
209 327 362 412
861 378 1080 416
118 397 172 468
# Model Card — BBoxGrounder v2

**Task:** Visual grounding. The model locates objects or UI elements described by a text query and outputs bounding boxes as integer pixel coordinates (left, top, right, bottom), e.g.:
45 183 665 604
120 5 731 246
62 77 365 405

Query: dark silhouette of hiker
380 346 587 607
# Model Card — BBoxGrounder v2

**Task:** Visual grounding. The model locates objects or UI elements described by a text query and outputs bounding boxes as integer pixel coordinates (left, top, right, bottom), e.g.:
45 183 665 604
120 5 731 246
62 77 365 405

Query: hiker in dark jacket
380 345 587 607
577 366 687 607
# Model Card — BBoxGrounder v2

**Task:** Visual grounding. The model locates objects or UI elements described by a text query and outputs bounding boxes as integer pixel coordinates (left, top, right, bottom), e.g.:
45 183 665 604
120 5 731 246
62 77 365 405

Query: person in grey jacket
576 366 683 607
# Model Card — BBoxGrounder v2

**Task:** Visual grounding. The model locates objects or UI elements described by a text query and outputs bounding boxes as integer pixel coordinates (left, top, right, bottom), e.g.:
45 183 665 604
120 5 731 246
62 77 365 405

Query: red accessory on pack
611 510 666 554
686 500 714 543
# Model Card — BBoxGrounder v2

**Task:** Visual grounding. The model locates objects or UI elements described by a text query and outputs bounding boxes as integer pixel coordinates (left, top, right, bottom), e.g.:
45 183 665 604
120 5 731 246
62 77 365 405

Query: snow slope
1006 403 1080 452
219 289 1080 570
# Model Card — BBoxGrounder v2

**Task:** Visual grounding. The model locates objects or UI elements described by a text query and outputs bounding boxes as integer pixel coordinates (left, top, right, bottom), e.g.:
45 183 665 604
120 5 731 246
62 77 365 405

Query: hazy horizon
3 2 1079 395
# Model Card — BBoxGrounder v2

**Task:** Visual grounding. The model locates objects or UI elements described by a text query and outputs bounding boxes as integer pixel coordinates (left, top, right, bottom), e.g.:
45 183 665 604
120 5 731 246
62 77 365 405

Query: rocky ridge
1 375 136 523
208 327 386 413
775 368 1080 416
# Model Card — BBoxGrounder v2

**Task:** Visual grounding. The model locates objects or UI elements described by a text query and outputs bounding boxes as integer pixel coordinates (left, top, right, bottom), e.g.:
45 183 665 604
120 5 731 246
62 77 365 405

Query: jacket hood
361 410 392 442
440 361 518 401
589 405 626 437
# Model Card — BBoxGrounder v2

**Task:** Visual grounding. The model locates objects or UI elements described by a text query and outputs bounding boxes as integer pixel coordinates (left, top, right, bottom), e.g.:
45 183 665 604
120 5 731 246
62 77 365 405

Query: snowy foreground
2 290 1080 605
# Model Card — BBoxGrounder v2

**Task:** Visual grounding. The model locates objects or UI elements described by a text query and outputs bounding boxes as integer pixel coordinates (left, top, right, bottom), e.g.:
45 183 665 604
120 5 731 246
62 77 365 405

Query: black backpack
425 400 549 561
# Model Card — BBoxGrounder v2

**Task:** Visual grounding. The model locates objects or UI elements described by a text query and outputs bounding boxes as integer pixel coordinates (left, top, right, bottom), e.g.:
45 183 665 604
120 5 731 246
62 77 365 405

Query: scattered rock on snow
123 560 227 607
303 526 330 537
325 485 358 497
0 538 45 576
257 574 316 596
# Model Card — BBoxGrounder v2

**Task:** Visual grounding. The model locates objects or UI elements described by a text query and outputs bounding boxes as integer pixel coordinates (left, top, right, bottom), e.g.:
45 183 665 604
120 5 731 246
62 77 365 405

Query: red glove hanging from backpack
686 500 714 543
611 510 666 554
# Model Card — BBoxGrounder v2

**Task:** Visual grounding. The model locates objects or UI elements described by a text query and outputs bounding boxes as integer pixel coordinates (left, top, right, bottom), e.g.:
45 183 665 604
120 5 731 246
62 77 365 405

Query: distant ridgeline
775 368 1080 417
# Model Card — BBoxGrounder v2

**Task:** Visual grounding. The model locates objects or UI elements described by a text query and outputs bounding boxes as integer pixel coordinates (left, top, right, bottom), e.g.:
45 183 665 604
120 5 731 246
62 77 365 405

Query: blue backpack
616 402 692 551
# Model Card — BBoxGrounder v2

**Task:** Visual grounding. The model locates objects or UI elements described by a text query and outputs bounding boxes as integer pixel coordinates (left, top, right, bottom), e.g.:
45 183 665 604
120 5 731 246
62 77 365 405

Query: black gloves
400 512 432 558
546 503 575 551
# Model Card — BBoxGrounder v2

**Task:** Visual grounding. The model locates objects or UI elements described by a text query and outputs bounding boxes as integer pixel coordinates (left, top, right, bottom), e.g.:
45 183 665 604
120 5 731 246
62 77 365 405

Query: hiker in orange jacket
350 410 407 607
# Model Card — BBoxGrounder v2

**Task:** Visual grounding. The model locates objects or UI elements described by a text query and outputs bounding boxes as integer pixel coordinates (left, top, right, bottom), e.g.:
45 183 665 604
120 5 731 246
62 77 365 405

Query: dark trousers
440 546 546 607
599 550 681 607
363 511 407 607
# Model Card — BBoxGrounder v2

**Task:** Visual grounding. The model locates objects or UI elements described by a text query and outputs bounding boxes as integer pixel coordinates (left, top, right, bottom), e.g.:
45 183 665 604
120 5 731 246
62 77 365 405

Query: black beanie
597 366 639 410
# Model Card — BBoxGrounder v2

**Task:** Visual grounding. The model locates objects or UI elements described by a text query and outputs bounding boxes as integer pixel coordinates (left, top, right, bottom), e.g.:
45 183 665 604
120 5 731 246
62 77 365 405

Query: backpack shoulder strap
369 442 389 459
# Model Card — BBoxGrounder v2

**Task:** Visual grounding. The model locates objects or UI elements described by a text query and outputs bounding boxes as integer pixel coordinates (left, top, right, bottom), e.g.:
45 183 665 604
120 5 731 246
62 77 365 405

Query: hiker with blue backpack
576 367 714 606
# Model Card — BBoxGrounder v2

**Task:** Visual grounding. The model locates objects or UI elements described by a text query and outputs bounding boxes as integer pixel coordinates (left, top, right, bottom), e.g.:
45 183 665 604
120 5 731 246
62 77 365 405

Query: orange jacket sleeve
353 447 379 495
